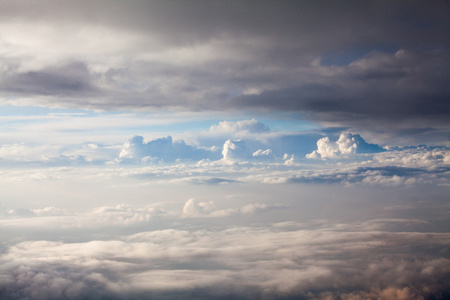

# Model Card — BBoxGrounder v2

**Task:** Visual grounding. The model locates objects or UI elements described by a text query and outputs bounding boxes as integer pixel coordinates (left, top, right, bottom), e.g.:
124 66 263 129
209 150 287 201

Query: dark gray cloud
231 49 450 123
0 62 99 97
0 0 448 131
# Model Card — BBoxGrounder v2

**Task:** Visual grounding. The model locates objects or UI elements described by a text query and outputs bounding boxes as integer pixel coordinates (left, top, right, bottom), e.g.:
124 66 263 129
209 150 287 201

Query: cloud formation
209 119 269 134
182 198 285 218
1 2 449 298
307 132 385 159
1 222 449 299
0 1 448 130
118 135 219 163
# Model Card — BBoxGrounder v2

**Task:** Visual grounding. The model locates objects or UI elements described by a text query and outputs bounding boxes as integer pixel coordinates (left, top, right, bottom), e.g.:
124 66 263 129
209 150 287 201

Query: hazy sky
1 1 449 299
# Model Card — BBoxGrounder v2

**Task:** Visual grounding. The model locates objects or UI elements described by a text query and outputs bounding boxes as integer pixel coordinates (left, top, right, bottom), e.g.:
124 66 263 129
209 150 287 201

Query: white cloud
118 135 219 163
252 149 272 156
374 146 450 168
182 198 216 217
87 204 161 225
221 139 249 162
1 225 449 299
32 207 71 217
307 132 384 159
181 198 286 218
283 153 296 166
209 119 269 134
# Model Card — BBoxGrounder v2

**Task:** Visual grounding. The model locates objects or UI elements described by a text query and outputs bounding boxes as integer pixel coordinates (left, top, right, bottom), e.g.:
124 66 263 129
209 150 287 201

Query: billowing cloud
307 132 385 159
221 139 250 162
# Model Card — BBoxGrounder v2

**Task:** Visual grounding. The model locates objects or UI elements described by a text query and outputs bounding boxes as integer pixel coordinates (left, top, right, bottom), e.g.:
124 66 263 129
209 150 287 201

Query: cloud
307 132 385 159
221 139 275 163
1 225 449 299
0 142 116 166
0 62 99 98
252 149 271 156
2 140 446 188
118 135 220 163
283 154 296 166
182 198 216 217
7 207 71 218
249 164 449 187
187 177 241 185
221 139 249 162
0 1 448 131
209 119 269 134
374 146 450 167
182 198 286 218
230 49 450 128
87 204 162 225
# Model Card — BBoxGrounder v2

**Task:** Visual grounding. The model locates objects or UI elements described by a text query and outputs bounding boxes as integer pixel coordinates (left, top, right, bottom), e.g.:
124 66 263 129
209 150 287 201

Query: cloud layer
1 2 449 298
0 1 449 130
2 216 449 299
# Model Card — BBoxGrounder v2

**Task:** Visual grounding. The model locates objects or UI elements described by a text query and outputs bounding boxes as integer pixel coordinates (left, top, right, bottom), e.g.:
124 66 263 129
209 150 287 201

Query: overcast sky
1 1 449 299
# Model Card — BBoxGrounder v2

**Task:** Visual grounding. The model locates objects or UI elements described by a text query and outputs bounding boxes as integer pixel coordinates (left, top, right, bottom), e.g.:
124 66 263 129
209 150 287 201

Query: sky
0 1 449 299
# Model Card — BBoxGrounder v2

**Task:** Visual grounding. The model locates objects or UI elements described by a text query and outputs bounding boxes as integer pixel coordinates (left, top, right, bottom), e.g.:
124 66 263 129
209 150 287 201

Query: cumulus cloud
307 132 385 159
2 142 446 188
182 198 216 217
283 153 296 166
118 135 220 163
221 139 250 162
220 139 277 163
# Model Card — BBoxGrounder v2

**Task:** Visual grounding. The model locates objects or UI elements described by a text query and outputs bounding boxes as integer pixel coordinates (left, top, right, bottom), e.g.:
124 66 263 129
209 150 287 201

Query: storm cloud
0 0 448 129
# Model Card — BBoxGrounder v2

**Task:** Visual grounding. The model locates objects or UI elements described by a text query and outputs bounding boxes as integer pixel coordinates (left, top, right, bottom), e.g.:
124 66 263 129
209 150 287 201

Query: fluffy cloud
1 224 449 299
221 139 250 162
2 142 447 188
118 135 220 163
252 149 272 157
307 132 385 159
374 146 450 168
